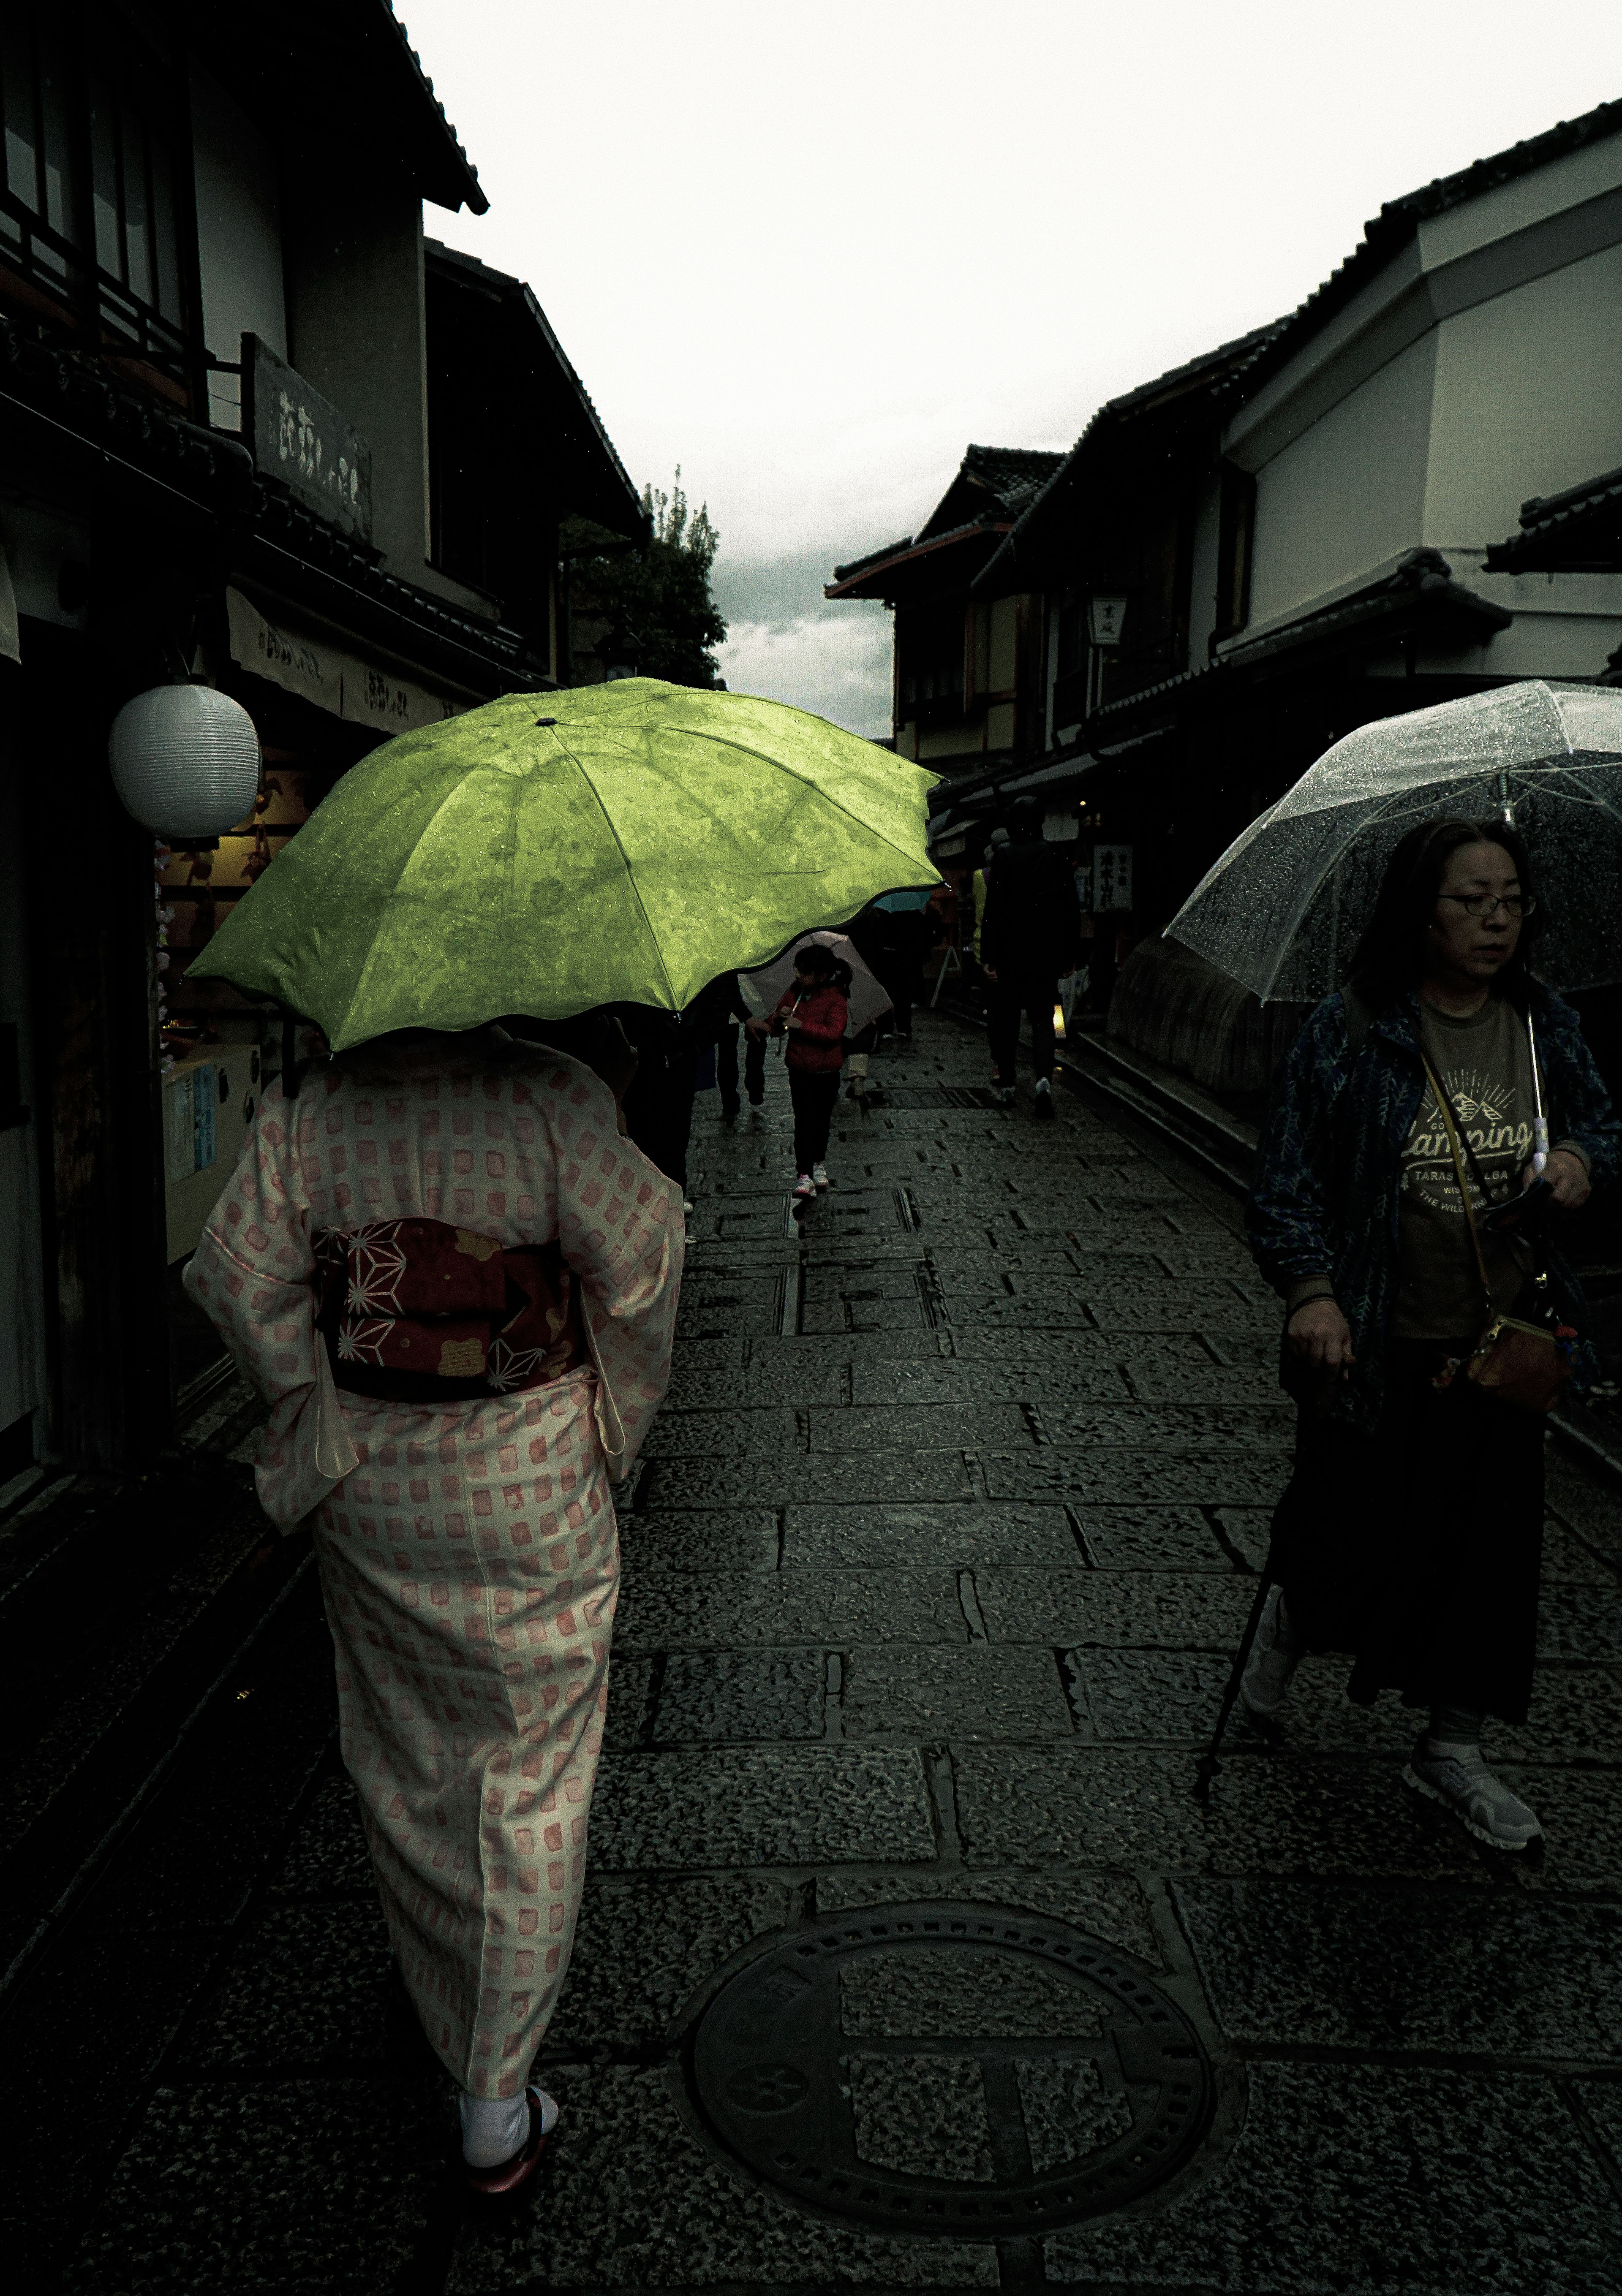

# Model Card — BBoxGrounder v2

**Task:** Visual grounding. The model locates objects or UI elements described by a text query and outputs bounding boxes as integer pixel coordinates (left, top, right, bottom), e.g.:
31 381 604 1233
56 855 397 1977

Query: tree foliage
568 470 727 689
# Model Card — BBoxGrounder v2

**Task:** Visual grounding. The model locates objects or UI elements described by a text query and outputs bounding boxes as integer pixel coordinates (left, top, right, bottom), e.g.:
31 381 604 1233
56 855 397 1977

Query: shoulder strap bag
1419 1046 1574 1412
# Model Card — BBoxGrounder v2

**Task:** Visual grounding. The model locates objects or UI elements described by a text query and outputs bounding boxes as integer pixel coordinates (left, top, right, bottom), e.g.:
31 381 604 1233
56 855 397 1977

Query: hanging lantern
108 683 261 837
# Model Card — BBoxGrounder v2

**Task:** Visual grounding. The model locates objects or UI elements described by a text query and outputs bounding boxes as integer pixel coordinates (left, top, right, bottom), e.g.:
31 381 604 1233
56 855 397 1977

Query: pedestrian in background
1246 817 1619 1852
710 973 767 1119
970 826 1011 996
748 940 850 1197
185 1019 683 2191
979 796 1083 1118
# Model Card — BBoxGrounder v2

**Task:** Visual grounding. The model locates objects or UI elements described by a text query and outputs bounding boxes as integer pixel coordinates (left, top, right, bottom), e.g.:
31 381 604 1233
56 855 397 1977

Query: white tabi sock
460 2089 530 2167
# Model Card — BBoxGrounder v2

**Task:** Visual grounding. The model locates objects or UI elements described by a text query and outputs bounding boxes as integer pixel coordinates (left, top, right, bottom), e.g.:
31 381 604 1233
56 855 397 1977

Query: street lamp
597 623 644 682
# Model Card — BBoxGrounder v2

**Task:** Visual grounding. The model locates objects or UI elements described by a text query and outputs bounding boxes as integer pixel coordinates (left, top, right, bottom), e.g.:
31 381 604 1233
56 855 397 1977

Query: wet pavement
33 1012 1622 2292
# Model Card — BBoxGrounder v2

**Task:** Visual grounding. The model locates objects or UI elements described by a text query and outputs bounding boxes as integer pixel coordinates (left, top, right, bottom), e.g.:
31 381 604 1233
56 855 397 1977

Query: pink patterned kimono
185 1033 683 2095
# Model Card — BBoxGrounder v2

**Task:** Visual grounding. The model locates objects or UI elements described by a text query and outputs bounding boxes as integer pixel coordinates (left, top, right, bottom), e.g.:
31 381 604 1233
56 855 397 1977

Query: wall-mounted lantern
109 682 261 838
1089 596 1128 647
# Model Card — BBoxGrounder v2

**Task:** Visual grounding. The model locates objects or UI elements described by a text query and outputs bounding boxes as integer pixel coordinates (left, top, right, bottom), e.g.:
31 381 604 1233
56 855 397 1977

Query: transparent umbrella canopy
1168 682 1622 1002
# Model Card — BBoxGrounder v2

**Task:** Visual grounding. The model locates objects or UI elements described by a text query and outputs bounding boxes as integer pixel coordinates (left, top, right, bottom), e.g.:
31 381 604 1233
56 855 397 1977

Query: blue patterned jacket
1246 983 1622 1428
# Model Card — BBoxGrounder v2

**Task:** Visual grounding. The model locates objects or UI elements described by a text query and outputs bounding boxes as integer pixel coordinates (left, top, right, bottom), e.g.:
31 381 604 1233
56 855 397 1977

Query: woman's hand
783 1014 802 1030
1527 1147 1590 1210
745 1017 770 1040
1287 1296 1355 1376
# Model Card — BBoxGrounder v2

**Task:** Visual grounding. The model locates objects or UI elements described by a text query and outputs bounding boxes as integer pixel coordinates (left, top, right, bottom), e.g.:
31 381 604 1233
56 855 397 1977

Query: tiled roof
830 446 1064 597
1484 462 1622 573
832 535 914 585
969 323 1288 597
424 242 642 533
384 3 487 213
959 443 1067 517
1235 95 1622 409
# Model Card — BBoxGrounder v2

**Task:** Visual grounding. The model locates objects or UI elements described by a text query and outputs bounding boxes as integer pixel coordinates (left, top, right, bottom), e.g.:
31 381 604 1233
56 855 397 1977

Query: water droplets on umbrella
1168 682 1622 1003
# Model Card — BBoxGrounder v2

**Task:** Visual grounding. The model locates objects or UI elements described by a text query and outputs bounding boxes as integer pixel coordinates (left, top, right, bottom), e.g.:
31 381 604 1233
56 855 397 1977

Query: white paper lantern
108 683 261 836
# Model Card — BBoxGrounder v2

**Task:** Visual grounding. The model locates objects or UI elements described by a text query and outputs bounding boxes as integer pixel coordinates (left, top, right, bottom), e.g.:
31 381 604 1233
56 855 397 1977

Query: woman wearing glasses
1244 817 1620 1851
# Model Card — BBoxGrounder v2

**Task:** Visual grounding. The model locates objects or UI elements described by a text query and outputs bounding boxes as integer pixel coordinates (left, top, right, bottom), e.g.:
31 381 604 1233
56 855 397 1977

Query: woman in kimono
185 1019 683 2193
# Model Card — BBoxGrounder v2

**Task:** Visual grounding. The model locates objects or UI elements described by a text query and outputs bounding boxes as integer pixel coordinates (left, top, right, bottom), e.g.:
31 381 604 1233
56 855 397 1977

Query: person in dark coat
710 974 767 1119
979 797 1083 1118
1245 816 1622 1853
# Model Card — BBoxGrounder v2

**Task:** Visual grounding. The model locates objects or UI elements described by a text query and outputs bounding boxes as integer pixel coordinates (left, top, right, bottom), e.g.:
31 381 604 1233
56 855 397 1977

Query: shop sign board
243 334 373 543
225 589 465 733
1093 843 1133 912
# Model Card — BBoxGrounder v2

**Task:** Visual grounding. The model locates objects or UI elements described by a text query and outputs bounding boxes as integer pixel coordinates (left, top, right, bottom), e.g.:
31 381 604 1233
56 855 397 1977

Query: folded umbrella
1168 682 1622 1001
188 680 938 1049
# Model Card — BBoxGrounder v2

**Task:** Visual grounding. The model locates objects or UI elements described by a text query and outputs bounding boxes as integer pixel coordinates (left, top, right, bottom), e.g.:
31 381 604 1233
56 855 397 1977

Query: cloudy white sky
404 0 1622 734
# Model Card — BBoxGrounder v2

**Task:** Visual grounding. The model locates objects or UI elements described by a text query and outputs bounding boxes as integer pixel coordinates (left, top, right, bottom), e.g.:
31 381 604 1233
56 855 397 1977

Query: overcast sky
403 0 1622 734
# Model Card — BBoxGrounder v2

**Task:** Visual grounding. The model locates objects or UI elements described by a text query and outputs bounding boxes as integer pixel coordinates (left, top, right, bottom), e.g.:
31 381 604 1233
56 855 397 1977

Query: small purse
1420 1052 1575 1413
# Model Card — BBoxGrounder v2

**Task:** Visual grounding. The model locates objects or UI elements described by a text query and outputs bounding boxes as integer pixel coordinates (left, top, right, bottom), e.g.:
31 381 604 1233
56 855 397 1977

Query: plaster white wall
1247 332 1437 628
1424 242 1622 549
189 63 286 432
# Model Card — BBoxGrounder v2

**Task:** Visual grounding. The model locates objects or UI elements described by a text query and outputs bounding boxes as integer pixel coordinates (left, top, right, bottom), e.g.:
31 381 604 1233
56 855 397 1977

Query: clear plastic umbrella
737 930 892 1034
1168 682 1622 1002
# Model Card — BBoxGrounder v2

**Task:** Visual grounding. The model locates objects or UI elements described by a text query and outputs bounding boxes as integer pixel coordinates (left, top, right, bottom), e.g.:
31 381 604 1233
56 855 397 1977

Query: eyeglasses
1437 892 1538 919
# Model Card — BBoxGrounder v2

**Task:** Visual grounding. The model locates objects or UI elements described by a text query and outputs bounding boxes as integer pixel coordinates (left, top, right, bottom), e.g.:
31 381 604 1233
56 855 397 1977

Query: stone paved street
49 1012 1622 2293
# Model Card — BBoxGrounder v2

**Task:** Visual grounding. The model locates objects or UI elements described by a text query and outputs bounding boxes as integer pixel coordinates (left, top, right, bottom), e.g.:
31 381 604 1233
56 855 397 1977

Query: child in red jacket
748 942 850 1197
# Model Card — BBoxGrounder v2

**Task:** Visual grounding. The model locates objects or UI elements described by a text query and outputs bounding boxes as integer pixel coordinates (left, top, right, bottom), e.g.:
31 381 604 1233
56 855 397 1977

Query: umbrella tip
535 717 558 728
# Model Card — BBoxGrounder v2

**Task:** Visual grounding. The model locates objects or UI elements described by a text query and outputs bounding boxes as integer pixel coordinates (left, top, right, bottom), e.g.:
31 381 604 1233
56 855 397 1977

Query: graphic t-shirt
1391 997 1536 1340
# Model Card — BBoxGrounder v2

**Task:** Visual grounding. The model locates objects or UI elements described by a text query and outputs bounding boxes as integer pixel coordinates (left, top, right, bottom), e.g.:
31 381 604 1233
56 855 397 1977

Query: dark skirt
1270 1340 1544 1723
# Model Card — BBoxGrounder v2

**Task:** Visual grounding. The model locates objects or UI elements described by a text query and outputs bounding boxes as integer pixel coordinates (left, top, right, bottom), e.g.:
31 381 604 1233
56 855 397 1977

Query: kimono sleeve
182 1079 351 1530
539 1064 685 1479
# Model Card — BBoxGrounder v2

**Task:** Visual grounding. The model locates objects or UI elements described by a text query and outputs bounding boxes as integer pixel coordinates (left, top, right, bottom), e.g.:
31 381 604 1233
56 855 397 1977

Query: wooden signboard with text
242 334 373 544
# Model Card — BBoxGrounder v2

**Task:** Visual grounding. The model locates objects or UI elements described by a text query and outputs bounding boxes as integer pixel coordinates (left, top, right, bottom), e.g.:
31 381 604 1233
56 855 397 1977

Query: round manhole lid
678 1902 1215 2238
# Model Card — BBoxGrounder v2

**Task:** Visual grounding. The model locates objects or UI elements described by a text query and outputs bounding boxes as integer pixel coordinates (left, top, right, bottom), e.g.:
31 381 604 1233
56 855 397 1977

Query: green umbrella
189 679 939 1050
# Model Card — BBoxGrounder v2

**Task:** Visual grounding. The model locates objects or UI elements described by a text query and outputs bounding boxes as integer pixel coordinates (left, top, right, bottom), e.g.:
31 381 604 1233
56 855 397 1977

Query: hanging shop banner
226 589 466 734
1092 843 1134 912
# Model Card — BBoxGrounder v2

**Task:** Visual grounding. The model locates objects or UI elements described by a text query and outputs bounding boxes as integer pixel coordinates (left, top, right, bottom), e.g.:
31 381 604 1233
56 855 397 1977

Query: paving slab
590 1744 937 1868
953 1745 1491 1880
65 2078 449 2296
548 1874 796 2047
782 1502 1084 1570
1174 1877 1622 2058
654 1647 827 1741
842 1644 1074 1739
1041 2062 1621 2293
614 1568 966 1650
982 1448 1293 1507
444 2062 1001 2289
806 1402 1035 1451
977 1568 1255 1649
637 1452 977 1508
618 1508 779 1571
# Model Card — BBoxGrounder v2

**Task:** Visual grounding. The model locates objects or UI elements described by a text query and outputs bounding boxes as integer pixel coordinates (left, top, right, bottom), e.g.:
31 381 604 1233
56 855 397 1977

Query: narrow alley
11 1011 1622 2293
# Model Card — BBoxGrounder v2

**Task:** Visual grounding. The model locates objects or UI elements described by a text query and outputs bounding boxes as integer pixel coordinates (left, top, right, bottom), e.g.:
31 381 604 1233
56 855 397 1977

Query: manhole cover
677 1902 1215 2237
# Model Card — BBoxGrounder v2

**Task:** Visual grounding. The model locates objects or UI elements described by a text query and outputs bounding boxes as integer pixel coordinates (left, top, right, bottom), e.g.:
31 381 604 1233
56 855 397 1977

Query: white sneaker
1238 1585 1303 1719
1403 1740 1542 1851
792 1172 816 1198
812 1164 830 1191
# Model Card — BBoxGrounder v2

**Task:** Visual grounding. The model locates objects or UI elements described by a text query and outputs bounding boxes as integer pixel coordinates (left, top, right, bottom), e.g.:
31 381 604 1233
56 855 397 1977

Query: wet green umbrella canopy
190 680 939 1050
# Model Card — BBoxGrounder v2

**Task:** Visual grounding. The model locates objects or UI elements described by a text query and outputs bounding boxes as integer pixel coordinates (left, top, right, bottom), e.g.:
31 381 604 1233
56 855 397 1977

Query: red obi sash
313 1217 587 1404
